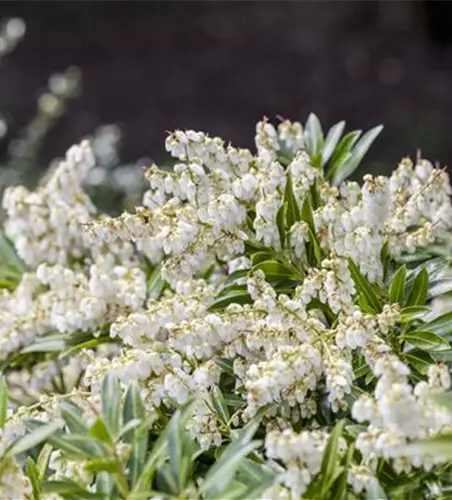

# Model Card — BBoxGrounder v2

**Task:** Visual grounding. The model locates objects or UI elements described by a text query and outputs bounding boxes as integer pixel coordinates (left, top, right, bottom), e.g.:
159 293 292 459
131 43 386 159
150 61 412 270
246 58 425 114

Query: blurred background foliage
0 1 452 198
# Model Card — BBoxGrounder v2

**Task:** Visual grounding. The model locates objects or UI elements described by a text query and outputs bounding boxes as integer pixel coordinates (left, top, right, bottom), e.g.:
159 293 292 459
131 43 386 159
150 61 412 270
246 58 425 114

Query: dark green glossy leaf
348 259 382 313
401 330 450 352
389 265 406 304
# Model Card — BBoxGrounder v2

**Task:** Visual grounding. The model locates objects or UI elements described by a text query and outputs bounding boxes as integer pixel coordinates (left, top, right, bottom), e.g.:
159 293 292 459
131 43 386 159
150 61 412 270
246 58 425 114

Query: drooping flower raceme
3 116 452 499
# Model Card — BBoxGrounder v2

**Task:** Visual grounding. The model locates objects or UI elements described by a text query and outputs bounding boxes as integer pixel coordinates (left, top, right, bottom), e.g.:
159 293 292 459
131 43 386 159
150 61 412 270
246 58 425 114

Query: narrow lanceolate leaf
399 434 452 460
37 443 53 479
407 268 429 306
276 201 288 248
284 173 301 228
211 386 230 427
252 260 294 280
366 478 388 500
400 305 430 323
331 125 383 186
301 195 315 232
389 265 406 304
124 384 147 484
200 440 262 497
322 121 346 166
326 130 361 180
319 420 345 497
304 113 324 158
147 266 165 300
0 376 8 429
401 331 450 352
421 311 452 338
208 292 253 311
60 401 89 434
90 418 114 446
348 259 382 313
7 421 62 456
101 374 122 437
26 458 41 500
404 349 434 375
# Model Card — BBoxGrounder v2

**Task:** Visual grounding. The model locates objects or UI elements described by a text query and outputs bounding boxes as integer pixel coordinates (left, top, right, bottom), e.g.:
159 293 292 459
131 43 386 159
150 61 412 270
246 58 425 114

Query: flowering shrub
2 114 452 499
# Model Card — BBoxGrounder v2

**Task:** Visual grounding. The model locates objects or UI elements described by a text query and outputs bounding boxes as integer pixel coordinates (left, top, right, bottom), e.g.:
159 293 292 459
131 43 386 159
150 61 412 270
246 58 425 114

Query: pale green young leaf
304 113 324 158
331 125 383 186
7 421 62 456
101 374 122 437
37 443 53 479
90 418 114 446
322 121 346 166
147 266 165 301
326 130 361 180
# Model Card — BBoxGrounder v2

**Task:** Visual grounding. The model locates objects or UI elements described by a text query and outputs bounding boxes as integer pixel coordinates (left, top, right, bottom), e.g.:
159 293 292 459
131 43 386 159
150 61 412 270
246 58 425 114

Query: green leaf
407 268 428 306
400 305 430 323
331 125 383 186
307 228 322 267
0 231 26 273
21 338 66 353
276 201 288 248
401 330 450 352
200 440 262 497
0 376 7 429
225 268 250 284
101 374 122 437
132 428 168 494
41 479 105 499
147 266 165 300
326 130 361 180
404 349 434 375
84 457 119 473
284 173 301 228
400 434 452 460
322 121 346 166
26 458 41 500
211 386 230 428
251 251 272 266
348 259 382 313
252 260 294 280
90 418 114 446
301 195 315 232
37 443 53 479
421 311 452 338
304 113 324 157
366 478 388 500
208 292 253 311
389 265 406 304
60 401 89 434
7 421 62 456
319 420 345 497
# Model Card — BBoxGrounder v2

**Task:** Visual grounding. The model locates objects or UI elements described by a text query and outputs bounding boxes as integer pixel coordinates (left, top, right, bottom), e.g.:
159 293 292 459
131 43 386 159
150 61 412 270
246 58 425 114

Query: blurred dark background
1 1 452 175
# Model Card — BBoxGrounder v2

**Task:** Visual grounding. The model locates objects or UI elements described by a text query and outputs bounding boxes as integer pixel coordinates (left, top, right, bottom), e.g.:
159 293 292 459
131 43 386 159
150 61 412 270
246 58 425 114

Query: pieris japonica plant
3 114 452 499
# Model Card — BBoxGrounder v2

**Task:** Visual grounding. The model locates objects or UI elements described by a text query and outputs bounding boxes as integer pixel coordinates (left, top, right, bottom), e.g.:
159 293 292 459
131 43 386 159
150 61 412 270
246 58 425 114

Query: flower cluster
3 115 452 499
